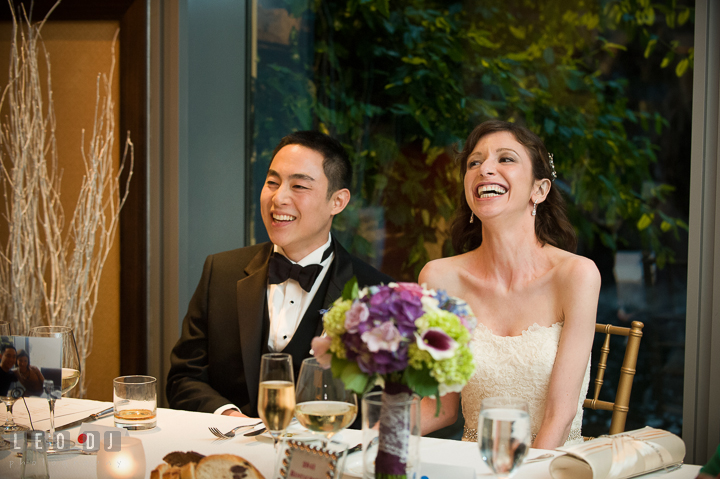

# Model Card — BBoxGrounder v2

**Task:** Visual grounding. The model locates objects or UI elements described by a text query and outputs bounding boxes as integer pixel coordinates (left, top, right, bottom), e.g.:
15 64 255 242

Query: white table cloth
0 398 702 478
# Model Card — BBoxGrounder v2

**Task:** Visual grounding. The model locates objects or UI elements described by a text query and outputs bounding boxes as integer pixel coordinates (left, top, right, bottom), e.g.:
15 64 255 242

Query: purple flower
415 328 458 360
364 286 424 336
362 321 402 352
360 349 409 375
345 301 369 333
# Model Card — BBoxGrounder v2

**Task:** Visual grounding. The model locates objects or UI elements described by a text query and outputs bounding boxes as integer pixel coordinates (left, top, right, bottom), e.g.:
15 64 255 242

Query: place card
276 439 348 479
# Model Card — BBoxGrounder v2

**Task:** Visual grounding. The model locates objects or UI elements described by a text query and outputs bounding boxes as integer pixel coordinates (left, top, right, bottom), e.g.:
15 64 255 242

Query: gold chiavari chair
584 321 644 436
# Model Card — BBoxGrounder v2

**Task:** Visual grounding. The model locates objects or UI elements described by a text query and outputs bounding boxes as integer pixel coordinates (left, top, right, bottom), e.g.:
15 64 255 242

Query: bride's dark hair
451 120 577 254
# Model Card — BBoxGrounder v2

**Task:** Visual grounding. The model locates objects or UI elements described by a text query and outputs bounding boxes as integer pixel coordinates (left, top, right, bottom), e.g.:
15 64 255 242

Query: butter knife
244 426 267 436
17 447 97 457
55 407 114 431
17 449 98 457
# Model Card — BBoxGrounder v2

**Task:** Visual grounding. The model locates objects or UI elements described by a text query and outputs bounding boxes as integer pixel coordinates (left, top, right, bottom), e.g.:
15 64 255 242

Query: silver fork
209 421 263 439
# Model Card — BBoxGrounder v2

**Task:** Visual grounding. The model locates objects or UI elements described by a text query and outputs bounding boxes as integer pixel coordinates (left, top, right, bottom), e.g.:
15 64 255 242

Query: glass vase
362 385 421 479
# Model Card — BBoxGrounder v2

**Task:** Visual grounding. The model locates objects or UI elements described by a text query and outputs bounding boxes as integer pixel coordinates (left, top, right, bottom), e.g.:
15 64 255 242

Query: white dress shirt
214 234 334 416
267 234 333 352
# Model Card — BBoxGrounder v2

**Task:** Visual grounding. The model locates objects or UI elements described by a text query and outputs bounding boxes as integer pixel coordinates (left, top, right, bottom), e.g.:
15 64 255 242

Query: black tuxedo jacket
166 237 392 416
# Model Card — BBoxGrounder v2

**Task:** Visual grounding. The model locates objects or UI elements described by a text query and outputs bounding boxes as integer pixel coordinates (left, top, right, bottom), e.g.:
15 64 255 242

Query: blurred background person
0 345 17 396
14 349 45 396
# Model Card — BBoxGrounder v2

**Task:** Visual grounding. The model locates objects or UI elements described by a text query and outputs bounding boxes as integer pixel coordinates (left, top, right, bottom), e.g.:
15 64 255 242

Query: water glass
478 397 530 478
20 430 50 479
361 391 421 479
113 376 157 430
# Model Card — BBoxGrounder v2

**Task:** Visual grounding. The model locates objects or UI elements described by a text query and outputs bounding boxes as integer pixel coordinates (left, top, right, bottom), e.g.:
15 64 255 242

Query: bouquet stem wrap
376 382 415 478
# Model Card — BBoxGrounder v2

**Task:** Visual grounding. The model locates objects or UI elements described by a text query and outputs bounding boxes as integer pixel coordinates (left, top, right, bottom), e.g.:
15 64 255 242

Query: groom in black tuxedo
167 131 392 417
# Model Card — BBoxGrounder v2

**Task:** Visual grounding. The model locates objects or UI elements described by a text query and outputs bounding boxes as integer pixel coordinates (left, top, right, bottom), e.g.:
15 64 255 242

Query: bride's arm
533 256 600 449
417 259 463 436
421 393 459 435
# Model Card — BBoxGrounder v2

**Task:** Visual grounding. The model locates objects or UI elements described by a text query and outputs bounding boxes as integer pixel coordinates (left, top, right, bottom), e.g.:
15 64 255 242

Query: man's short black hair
270 131 352 198
1 344 16 354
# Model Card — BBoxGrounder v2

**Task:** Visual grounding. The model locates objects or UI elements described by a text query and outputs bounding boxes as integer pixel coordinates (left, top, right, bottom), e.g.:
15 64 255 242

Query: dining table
0 397 702 479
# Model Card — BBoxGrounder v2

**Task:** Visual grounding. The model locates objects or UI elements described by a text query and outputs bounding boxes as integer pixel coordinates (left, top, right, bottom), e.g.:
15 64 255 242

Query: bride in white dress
419 120 600 449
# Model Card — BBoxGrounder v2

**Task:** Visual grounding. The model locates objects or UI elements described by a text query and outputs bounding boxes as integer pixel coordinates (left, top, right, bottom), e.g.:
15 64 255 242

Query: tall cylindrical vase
362 385 421 479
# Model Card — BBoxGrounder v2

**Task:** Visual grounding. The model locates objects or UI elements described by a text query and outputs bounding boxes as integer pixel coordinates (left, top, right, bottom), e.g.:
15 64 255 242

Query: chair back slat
592 332 611 401
583 321 644 436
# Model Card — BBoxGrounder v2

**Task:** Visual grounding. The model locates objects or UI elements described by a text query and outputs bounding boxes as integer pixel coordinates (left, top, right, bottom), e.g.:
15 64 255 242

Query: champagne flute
29 325 81 450
257 353 295 447
478 397 531 478
295 357 357 443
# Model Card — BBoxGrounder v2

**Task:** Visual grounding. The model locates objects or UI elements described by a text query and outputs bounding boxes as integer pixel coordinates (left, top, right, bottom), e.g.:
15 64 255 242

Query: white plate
255 423 322 444
343 451 363 478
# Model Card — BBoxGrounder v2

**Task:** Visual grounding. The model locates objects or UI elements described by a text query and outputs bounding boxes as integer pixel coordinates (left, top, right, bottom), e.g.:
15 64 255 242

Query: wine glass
478 397 531 478
295 357 357 444
29 325 81 450
257 353 295 447
1 321 29 434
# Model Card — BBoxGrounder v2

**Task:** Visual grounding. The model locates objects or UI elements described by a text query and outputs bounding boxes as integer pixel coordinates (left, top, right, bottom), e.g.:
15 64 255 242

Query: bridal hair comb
549 153 557 181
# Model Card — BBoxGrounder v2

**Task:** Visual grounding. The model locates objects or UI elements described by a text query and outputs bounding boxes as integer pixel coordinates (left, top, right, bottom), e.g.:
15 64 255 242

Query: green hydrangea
330 335 347 359
323 298 352 336
407 343 431 369
430 345 474 386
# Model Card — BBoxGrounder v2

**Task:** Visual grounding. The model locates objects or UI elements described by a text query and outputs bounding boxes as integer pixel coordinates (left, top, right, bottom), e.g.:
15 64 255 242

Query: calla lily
415 328 458 360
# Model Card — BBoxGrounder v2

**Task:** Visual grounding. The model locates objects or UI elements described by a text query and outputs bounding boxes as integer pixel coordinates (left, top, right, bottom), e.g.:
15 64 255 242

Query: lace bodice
461 322 590 446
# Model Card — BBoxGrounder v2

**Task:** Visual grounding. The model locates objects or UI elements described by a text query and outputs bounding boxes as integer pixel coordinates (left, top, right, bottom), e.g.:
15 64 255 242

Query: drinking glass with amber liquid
257 353 295 446
295 357 357 443
113 375 157 430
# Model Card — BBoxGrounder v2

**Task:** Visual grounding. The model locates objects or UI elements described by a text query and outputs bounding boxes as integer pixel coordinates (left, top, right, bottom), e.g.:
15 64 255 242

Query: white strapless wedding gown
461 322 590 446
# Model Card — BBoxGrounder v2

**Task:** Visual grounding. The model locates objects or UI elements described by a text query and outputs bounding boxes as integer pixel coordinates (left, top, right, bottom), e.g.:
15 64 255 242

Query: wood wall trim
118 0 148 376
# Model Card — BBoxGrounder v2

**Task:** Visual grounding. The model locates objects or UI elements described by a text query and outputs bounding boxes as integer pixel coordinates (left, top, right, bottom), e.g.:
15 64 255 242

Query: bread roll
152 452 263 479
150 463 178 479
196 454 265 479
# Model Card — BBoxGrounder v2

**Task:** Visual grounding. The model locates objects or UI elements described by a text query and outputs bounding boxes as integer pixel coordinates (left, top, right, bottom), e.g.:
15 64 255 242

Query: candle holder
96 436 146 479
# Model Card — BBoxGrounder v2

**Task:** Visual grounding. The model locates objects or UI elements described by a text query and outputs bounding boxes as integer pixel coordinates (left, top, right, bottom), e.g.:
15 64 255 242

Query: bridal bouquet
312 279 476 479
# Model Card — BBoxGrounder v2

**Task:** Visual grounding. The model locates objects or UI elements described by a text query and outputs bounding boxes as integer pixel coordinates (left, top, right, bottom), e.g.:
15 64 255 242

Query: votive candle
96 436 146 479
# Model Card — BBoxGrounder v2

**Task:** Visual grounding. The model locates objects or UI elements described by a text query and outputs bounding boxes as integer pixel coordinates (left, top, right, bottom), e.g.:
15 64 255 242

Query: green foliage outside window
254 0 693 280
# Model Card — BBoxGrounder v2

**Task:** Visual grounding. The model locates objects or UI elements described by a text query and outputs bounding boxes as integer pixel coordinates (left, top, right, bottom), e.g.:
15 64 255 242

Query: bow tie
267 246 333 292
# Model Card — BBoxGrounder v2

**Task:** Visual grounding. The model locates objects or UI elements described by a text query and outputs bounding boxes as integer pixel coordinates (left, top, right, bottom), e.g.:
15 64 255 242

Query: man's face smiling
260 144 348 262
1 348 16 371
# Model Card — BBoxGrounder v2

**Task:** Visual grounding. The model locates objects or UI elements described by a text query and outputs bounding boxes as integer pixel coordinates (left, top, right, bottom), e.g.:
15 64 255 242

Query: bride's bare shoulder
418 255 469 291
551 248 601 291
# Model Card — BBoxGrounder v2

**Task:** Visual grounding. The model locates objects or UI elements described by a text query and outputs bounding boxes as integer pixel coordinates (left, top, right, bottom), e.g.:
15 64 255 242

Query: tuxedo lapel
236 243 273 411
323 237 355 308
314 238 356 336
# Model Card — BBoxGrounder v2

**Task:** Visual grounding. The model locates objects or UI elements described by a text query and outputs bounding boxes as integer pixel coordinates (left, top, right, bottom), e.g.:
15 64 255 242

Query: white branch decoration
0 2 133 397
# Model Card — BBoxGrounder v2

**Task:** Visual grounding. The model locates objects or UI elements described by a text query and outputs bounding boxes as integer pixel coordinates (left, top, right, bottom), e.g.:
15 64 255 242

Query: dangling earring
469 212 475 223
531 200 538 217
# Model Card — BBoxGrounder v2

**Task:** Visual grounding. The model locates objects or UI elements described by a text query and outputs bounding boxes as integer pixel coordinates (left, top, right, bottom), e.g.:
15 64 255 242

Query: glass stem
5 402 15 426
48 398 56 443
